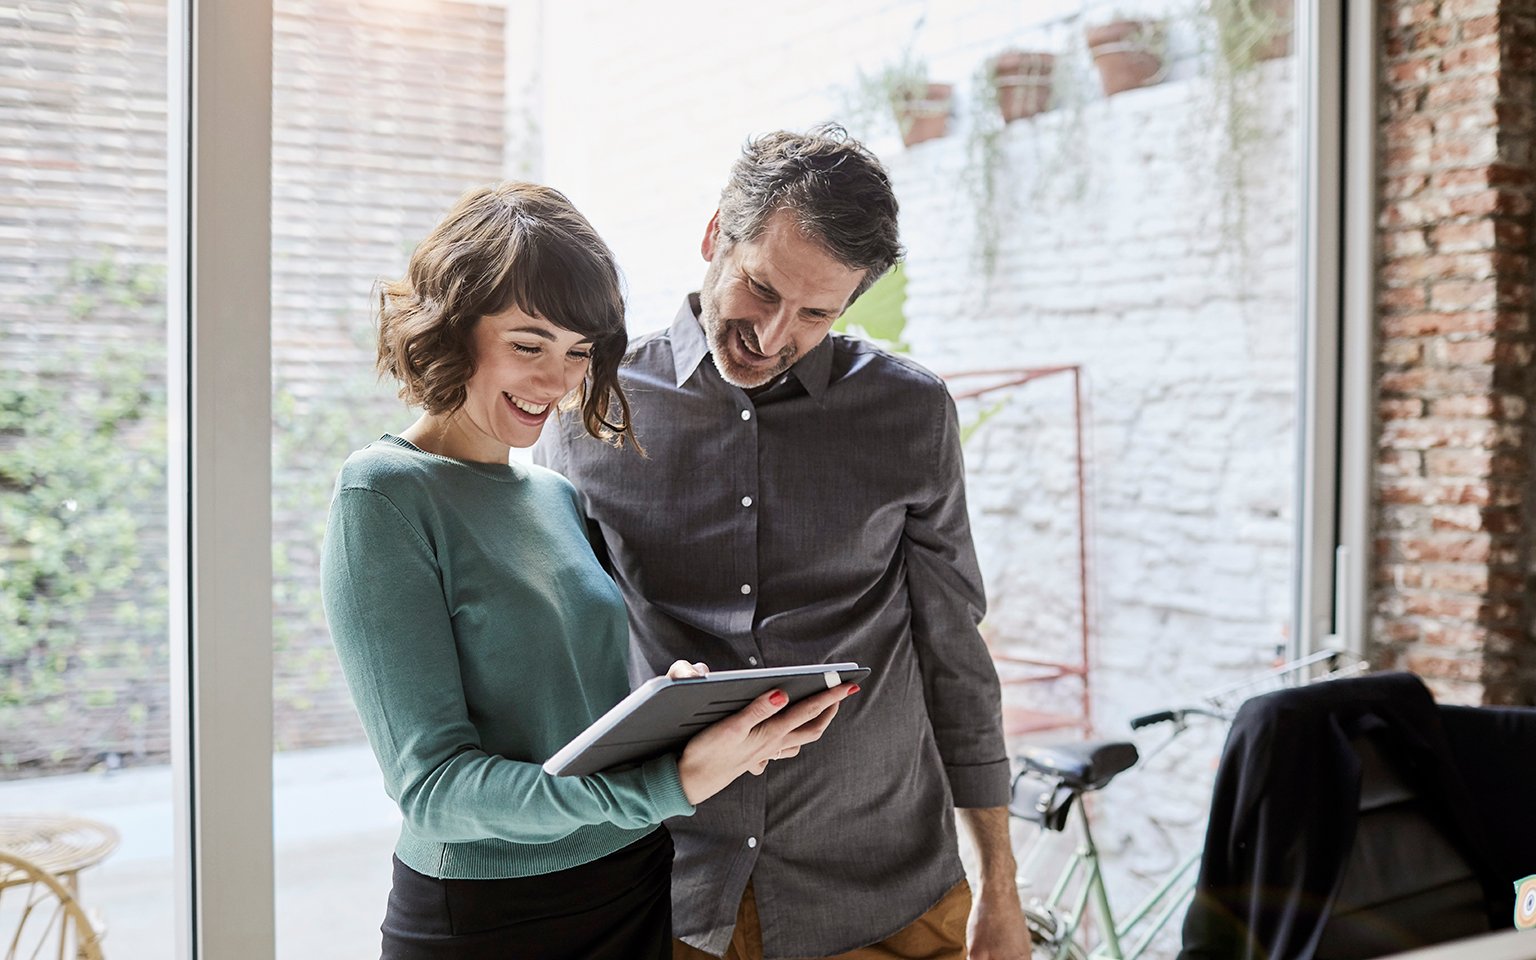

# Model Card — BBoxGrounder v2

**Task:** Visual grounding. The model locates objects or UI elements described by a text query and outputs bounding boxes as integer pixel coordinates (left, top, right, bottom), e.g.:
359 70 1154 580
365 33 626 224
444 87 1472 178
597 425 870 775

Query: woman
320 181 855 960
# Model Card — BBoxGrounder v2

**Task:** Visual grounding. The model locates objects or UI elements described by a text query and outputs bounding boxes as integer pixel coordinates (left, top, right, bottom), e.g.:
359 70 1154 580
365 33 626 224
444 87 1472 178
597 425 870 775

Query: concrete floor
0 743 994 960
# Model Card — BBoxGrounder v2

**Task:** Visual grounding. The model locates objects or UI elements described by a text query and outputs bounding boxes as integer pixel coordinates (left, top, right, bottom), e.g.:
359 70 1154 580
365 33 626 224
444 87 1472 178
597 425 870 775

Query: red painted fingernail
847 684 861 695
769 690 788 706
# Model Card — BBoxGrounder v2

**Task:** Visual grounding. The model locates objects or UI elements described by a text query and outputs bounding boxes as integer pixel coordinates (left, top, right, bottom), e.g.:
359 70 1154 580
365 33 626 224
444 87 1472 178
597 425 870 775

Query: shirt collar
669 295 711 387
669 294 834 401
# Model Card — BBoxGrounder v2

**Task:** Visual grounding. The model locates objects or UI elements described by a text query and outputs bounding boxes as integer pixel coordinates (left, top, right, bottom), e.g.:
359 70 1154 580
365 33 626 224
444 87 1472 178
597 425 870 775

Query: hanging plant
1085 18 1169 97
846 33 954 150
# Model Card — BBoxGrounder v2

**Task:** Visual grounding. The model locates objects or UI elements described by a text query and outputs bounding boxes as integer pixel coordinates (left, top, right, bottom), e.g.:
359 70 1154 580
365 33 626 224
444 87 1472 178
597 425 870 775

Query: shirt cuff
642 752 697 820
945 758 1012 808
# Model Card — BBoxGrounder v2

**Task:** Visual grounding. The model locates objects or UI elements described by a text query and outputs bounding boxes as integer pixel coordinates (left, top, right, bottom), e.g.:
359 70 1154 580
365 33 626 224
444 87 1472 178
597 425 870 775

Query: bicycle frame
1019 796 1201 960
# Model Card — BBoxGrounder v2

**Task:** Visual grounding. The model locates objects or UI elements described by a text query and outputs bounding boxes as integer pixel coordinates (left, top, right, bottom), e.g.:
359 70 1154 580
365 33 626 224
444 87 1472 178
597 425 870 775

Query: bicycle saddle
1016 740 1139 791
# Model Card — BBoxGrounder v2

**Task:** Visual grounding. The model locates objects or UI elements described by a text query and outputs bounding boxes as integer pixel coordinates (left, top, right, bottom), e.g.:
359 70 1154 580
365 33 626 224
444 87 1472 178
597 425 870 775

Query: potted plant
892 80 954 147
1084 18 1168 97
990 50 1056 123
848 45 954 149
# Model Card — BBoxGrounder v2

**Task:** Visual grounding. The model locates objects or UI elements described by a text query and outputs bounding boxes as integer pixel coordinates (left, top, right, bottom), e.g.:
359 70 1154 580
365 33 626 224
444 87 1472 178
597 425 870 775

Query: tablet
542 662 869 777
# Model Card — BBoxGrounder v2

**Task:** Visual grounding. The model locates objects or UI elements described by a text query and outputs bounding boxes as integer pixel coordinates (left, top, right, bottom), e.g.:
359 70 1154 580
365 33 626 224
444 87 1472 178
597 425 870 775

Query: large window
0 1 1365 956
265 1 536 954
0 1 177 954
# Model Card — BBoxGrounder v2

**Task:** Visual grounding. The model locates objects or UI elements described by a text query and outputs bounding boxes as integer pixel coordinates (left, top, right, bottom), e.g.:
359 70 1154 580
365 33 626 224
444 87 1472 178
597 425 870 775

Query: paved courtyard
0 744 400 960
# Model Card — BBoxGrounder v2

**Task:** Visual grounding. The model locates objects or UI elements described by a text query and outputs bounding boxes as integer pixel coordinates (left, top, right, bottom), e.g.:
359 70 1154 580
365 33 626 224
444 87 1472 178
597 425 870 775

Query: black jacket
1178 672 1511 960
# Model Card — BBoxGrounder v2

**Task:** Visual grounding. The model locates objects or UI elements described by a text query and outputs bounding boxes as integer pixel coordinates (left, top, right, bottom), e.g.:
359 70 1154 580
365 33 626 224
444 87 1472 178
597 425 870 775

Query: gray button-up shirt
534 297 1009 959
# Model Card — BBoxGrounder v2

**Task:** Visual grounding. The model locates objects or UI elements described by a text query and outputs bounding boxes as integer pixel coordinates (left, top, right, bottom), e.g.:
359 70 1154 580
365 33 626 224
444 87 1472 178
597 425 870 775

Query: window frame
168 0 276 955
1294 0 1378 658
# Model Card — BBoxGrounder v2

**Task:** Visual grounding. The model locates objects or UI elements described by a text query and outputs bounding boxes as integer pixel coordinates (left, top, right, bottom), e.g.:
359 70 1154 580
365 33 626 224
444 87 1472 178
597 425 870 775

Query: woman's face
452 305 595 460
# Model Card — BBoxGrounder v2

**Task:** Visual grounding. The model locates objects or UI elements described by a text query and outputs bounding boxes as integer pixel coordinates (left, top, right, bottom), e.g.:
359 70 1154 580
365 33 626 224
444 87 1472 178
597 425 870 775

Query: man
535 124 1030 960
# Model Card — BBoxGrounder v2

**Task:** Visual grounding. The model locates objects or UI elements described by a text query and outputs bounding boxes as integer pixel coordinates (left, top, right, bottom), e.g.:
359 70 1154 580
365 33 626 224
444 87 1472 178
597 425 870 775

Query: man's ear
701 210 722 262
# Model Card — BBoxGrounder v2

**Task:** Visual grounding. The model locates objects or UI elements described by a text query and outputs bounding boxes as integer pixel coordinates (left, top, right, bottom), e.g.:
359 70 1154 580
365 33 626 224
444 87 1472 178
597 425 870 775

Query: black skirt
380 827 673 960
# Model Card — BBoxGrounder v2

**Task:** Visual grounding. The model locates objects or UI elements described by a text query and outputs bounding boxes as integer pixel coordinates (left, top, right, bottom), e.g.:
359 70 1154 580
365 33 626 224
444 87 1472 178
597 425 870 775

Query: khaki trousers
672 878 971 960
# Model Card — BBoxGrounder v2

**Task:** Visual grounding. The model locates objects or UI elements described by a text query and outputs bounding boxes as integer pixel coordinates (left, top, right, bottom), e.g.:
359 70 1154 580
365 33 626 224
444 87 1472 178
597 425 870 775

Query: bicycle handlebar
1129 705 1229 729
1129 710 1177 729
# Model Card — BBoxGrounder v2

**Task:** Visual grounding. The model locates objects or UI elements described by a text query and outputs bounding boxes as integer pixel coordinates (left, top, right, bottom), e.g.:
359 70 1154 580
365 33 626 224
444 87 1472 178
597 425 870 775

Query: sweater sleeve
320 484 693 845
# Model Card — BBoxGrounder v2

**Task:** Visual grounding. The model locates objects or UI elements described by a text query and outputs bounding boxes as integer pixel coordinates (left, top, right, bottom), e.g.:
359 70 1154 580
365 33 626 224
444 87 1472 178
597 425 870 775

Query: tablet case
542 662 869 777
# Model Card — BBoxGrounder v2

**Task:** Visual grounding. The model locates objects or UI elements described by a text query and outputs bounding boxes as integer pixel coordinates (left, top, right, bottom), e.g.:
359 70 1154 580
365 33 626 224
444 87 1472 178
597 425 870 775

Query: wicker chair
0 814 117 960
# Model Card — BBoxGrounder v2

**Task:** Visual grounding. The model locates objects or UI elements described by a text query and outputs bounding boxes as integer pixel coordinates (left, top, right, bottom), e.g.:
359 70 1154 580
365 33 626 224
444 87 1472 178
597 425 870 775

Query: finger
782 701 841 747
666 659 704 679
693 661 710 676
750 759 769 776
728 687 790 733
759 684 853 739
777 745 800 759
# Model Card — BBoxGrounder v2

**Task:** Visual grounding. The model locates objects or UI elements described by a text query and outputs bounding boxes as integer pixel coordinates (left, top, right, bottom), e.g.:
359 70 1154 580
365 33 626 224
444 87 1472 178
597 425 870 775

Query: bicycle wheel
1025 903 1089 960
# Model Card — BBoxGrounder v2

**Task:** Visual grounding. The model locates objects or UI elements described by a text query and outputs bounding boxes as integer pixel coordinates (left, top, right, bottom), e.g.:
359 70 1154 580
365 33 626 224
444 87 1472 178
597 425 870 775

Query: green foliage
960 398 1008 445
964 63 1012 281
0 258 168 731
835 264 909 352
270 354 399 714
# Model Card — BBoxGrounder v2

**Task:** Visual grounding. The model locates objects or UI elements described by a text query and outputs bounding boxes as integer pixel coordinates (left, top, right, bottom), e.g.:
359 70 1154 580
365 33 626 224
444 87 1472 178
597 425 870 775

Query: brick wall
268 0 509 752
1374 0 1536 704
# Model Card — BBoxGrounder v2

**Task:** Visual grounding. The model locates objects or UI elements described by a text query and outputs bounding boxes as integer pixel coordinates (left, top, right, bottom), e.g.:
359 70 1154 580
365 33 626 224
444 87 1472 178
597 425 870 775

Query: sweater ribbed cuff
642 753 696 820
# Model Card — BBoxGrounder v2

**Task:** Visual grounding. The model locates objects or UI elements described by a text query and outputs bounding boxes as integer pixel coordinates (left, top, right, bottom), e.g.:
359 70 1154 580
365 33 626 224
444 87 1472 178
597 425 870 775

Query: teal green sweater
320 436 693 879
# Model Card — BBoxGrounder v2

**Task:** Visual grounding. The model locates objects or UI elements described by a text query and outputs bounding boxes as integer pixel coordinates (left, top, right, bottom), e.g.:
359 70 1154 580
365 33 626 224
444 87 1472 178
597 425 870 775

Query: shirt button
740 409 752 421
748 656 759 666
747 837 758 849
741 496 753 507
740 584 752 595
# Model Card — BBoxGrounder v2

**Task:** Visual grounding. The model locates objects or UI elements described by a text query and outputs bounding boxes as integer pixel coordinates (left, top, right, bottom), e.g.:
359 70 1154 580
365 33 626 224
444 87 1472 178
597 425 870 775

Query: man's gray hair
717 123 904 302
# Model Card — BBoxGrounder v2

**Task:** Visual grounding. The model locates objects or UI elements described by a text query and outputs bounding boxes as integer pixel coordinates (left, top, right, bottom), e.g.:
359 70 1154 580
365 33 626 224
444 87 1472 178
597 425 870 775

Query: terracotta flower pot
1085 19 1166 97
893 82 953 147
991 50 1056 123
1251 0 1294 61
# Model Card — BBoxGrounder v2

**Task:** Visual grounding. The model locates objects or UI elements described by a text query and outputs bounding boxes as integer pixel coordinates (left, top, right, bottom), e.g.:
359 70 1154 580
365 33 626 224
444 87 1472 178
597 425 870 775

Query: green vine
0 257 169 770
1200 0 1293 278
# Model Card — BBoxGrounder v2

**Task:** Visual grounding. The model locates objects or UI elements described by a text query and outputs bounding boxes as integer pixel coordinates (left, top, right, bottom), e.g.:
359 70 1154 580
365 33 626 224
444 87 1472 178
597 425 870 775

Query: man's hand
960 806 1033 959
967 881 1032 960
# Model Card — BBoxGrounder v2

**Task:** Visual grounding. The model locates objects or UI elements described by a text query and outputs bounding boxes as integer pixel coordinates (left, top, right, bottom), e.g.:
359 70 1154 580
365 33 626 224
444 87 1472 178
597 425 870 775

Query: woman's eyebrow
506 324 594 345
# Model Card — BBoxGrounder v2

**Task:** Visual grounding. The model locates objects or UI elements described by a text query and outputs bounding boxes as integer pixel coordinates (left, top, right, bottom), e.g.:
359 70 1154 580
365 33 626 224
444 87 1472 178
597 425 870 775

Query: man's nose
755 304 795 355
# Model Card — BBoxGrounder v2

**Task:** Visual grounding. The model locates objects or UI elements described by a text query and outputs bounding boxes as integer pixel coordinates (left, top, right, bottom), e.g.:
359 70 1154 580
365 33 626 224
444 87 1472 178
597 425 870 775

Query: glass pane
269 1 523 955
0 0 177 956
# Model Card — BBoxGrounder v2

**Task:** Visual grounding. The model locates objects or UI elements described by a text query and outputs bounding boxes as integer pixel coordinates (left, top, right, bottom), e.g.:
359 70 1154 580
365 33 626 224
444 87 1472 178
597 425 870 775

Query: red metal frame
944 366 1092 738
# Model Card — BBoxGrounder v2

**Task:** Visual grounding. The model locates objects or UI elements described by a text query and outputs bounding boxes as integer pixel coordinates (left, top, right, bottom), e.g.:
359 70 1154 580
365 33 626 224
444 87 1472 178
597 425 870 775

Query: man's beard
700 269 794 388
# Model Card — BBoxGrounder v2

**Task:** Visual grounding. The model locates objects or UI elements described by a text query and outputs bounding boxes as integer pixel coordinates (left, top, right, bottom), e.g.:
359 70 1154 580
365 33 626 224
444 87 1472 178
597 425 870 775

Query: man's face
698 208 867 389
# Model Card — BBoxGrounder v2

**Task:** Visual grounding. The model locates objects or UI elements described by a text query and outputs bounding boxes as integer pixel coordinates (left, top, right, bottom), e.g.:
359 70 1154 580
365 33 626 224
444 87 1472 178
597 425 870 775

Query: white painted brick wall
544 4 1298 954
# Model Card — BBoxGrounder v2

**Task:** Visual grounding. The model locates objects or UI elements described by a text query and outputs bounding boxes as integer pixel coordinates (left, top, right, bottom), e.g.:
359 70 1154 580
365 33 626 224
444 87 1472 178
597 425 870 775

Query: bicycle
1008 649 1368 960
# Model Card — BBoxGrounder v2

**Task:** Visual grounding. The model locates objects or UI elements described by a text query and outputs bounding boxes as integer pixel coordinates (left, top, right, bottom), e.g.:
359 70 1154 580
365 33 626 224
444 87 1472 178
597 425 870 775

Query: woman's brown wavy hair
376 181 636 448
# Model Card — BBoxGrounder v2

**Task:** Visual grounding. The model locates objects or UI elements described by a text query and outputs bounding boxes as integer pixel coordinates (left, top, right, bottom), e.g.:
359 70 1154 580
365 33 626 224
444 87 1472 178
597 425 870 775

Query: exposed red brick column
1374 0 1536 704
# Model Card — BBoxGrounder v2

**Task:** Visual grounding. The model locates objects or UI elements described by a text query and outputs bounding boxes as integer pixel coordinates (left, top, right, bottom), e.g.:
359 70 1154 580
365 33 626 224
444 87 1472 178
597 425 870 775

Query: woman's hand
675 680 860 806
